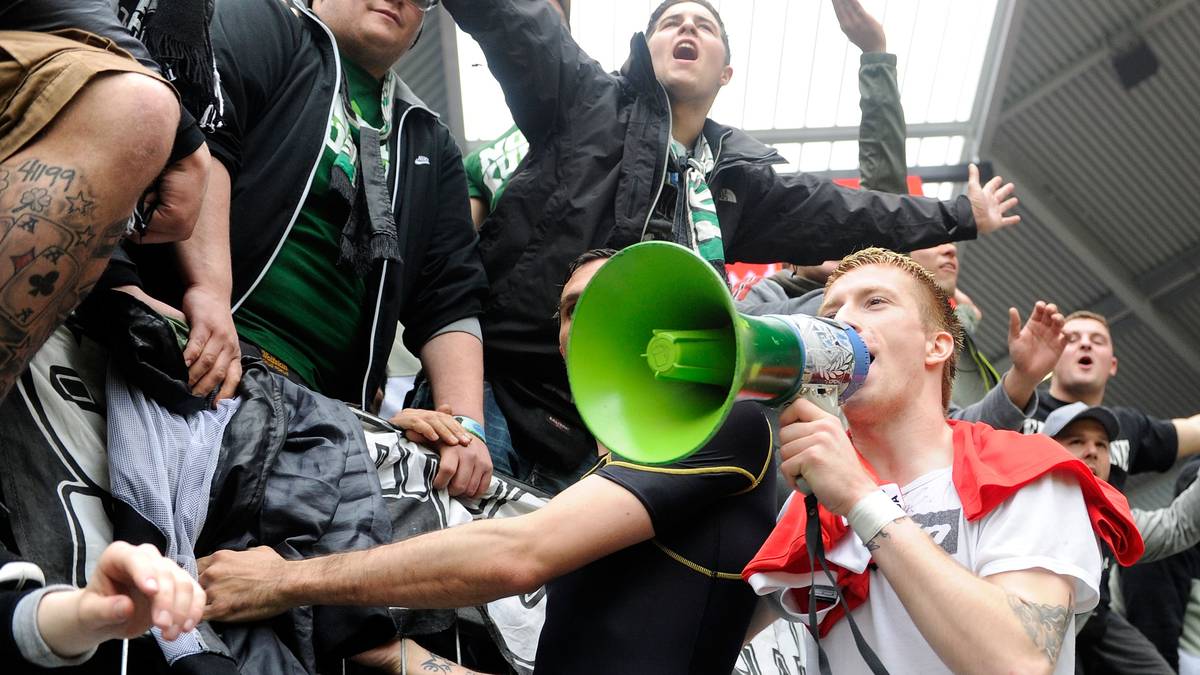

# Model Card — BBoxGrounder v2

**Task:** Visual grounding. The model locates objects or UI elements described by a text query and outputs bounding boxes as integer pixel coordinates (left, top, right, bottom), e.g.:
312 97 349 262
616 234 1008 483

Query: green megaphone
566 241 870 467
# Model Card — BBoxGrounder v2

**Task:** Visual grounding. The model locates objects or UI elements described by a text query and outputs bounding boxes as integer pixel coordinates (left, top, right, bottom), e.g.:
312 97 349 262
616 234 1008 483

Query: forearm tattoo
0 159 124 398
420 654 480 674
865 528 888 552
1006 592 1070 665
865 517 907 552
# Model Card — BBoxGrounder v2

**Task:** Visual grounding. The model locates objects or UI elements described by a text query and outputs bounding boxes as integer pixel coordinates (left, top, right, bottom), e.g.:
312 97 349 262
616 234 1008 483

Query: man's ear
719 64 733 87
926 330 956 368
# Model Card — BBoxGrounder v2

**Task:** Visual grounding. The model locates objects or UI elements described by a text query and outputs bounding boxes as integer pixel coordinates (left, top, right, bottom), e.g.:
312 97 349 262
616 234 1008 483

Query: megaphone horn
566 242 869 467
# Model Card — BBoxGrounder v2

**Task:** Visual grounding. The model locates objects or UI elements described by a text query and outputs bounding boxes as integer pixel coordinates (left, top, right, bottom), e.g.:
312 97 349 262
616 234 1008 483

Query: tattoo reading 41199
16 158 75 192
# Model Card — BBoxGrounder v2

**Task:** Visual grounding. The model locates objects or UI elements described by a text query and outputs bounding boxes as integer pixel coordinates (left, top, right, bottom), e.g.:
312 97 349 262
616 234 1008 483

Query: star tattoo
65 190 95 216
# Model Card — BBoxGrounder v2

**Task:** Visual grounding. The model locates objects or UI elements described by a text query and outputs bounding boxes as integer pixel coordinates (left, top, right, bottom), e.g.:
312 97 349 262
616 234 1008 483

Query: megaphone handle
792 475 812 495
788 387 833 495
804 386 841 417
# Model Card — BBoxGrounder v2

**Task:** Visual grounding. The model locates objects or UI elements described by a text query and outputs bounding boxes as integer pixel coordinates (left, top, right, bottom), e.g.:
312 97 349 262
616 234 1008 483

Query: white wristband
847 490 907 546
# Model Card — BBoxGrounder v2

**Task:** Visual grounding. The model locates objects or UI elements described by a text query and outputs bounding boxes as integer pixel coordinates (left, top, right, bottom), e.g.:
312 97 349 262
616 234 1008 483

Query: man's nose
835 311 861 334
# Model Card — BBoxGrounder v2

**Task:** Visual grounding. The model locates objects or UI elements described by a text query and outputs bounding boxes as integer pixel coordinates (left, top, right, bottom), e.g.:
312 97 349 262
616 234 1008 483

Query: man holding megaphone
743 248 1143 675
197 248 782 674
438 0 1024 495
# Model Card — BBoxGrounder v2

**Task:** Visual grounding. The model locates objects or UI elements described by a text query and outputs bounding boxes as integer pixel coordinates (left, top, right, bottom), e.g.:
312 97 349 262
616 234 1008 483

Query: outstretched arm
199 474 654 621
441 0 599 145
732 162 1019 266
1135 473 1200 563
1175 414 1200 458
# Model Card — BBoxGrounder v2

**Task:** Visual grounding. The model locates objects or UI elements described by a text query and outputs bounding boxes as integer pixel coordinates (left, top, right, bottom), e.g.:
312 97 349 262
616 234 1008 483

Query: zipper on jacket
710 128 778 183
233 0 342 312
640 79 673 242
713 128 732 166
361 259 389 408
359 103 432 408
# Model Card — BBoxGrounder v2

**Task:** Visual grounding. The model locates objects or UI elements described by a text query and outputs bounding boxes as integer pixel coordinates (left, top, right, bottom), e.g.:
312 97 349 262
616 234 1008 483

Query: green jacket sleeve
858 52 908 195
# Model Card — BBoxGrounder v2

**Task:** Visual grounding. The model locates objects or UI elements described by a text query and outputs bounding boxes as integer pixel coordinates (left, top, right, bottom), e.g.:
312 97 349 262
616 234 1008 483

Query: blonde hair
1064 310 1109 329
824 247 964 411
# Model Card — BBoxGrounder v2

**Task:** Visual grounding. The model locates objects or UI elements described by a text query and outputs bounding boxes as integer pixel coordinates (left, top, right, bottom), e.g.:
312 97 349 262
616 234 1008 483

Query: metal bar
966 0 1026 159
991 159 1200 377
797 161 991 183
435 8 467 144
1080 242 1200 328
746 120 970 145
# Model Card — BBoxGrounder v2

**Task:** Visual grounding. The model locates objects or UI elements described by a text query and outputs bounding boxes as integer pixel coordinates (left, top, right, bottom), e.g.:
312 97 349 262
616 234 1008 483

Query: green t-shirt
463 124 528 211
235 58 386 394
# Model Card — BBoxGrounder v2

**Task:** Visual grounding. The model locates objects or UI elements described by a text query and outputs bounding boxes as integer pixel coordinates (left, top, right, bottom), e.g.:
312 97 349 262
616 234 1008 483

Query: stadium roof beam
745 121 970 146
998 0 1196 126
992 159 1200 377
966 0 1026 160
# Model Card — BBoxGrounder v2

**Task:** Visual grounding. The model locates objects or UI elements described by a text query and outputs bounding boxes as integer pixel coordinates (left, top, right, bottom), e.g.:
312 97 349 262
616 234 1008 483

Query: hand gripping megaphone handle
786 386 841 495
793 475 812 495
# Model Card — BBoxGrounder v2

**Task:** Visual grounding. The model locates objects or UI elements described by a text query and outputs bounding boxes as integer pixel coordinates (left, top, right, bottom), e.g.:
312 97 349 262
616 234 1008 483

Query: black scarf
136 0 224 132
328 83 403 277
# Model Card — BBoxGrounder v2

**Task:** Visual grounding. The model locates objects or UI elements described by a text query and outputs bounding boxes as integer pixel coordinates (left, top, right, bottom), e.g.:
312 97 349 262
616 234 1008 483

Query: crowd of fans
0 0 1197 673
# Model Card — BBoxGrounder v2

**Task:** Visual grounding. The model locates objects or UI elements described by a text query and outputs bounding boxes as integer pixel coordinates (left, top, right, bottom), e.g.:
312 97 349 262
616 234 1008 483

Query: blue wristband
453 415 487 445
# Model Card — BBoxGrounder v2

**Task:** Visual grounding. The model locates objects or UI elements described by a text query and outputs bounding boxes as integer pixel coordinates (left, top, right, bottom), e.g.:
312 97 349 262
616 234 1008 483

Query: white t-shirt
791 468 1104 674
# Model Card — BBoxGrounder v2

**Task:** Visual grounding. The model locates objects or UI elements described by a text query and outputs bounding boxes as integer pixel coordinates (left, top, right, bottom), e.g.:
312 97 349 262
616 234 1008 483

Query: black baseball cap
1043 401 1121 441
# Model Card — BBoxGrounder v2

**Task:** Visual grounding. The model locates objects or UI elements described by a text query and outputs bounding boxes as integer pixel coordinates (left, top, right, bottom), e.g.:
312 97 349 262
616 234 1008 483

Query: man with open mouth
1023 310 1200 491
1026 311 1200 674
436 0 1024 500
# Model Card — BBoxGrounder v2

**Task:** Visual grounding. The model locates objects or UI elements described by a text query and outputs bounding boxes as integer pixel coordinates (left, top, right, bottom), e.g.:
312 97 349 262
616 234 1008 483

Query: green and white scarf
328 68 401 276
329 69 397 184
670 135 725 269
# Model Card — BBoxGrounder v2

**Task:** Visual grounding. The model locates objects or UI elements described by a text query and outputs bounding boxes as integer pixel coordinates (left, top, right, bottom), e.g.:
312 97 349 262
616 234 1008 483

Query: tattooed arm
864 518 1075 675
0 160 130 398
352 637 489 674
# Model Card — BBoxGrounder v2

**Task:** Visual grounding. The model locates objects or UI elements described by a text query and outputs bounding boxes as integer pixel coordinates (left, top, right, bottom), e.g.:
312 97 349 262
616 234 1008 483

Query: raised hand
1007 301 1066 391
832 0 886 53
967 163 1021 235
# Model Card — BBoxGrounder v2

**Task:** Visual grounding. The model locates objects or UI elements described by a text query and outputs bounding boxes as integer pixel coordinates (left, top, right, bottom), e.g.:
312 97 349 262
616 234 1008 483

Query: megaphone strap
806 487 892 672
804 495 891 675
651 541 743 581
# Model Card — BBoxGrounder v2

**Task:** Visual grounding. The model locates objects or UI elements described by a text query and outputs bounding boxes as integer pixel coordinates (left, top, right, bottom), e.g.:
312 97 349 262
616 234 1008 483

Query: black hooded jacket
443 0 978 370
